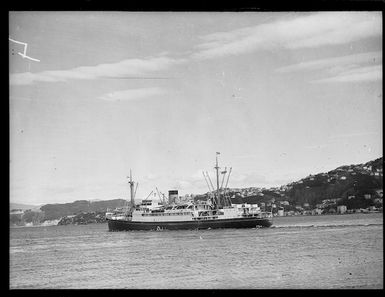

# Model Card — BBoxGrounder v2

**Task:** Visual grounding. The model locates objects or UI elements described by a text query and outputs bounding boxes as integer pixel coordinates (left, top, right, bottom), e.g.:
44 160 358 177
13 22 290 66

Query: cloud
329 131 379 140
43 185 77 195
276 51 382 84
276 51 381 73
10 56 184 85
191 12 381 60
304 144 329 150
234 154 259 159
311 65 382 83
99 87 166 102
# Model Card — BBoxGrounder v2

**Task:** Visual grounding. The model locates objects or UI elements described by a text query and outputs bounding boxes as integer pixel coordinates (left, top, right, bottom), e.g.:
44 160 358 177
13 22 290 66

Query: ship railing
259 212 273 218
192 215 218 221
110 215 131 221
241 212 272 219
141 211 193 217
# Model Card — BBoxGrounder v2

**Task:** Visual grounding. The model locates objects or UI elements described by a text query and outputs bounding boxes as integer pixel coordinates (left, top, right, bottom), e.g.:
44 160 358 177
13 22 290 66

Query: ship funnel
168 190 178 204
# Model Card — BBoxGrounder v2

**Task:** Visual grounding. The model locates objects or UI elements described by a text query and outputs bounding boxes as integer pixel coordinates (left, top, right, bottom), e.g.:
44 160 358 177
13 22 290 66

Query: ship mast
224 167 232 206
215 152 221 207
128 169 135 208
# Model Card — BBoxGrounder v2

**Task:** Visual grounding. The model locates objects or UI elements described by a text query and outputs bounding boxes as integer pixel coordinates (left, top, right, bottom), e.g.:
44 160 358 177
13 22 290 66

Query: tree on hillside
22 211 45 223
10 214 22 225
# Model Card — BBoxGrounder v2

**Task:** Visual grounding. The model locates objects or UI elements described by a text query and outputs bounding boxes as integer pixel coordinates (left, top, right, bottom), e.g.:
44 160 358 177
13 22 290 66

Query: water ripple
10 213 383 289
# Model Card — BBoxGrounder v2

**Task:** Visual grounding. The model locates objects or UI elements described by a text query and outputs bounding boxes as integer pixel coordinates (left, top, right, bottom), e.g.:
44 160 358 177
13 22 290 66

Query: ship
107 153 273 231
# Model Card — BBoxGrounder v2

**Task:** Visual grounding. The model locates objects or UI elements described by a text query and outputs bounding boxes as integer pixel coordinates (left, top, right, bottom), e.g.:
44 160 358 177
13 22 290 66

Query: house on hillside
368 206 378 212
358 208 369 213
337 205 347 214
312 208 323 215
295 205 304 211
322 199 337 205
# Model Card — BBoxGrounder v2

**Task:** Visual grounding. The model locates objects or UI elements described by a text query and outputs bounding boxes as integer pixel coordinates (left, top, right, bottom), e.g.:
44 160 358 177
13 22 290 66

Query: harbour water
10 213 383 289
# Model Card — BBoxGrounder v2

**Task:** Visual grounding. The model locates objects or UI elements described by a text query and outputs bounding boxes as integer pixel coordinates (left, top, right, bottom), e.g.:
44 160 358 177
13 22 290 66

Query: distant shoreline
10 212 383 229
273 211 383 218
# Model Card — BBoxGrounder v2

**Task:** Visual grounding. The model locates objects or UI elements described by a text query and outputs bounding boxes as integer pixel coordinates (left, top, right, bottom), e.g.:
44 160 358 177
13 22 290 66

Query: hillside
284 157 383 207
40 199 127 221
10 199 128 226
199 157 383 210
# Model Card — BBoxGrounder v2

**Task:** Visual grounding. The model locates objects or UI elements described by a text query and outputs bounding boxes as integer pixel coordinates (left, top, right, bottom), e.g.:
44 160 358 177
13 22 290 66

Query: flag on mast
216 152 220 155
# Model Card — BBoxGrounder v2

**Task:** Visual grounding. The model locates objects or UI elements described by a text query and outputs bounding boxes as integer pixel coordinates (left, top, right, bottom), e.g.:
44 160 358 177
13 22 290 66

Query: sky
9 11 382 206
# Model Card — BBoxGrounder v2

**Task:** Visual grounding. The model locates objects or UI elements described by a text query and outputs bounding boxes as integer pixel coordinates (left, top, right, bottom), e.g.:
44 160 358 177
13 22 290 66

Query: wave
271 223 383 229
